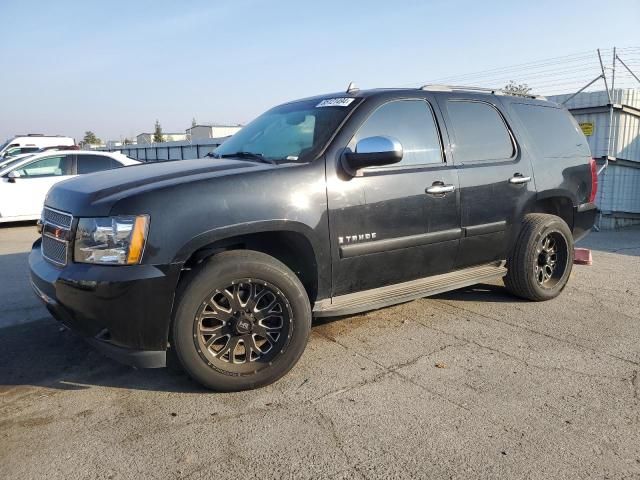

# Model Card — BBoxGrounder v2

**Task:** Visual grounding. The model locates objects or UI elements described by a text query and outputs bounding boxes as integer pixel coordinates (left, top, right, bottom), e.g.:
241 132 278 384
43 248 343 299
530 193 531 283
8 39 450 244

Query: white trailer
0 134 75 157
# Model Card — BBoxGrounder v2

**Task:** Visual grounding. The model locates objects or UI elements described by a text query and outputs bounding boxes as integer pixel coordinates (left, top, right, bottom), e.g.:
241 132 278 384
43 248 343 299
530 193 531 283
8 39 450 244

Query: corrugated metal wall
569 110 640 161
550 89 640 110
104 137 228 161
548 89 640 227
571 111 611 158
597 164 640 213
617 113 640 161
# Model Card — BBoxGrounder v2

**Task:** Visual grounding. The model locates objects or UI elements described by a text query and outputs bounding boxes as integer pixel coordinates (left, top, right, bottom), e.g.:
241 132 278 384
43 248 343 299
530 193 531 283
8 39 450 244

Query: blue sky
0 0 638 143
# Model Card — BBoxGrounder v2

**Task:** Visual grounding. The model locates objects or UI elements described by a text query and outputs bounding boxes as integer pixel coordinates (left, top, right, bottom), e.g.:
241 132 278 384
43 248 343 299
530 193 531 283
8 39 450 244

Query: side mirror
7 171 20 183
343 136 403 173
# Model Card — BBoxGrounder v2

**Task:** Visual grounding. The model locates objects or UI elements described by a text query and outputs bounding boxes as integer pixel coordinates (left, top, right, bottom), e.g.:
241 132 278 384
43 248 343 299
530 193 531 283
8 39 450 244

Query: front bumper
29 238 182 368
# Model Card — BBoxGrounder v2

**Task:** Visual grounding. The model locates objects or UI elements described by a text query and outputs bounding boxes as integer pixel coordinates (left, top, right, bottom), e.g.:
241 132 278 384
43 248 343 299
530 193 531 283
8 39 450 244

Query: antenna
346 82 359 94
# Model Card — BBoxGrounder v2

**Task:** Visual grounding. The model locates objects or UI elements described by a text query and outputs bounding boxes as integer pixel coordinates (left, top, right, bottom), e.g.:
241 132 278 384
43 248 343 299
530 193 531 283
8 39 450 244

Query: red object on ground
574 248 592 265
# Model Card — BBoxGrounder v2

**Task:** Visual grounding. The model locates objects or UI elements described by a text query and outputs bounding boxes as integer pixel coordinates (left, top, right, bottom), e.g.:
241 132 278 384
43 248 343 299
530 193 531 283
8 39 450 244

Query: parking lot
1 223 639 479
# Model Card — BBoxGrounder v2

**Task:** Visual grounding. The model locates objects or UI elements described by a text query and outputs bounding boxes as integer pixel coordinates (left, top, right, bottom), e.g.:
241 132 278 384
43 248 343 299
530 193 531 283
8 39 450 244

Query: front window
350 99 444 167
213 97 360 163
13 155 73 178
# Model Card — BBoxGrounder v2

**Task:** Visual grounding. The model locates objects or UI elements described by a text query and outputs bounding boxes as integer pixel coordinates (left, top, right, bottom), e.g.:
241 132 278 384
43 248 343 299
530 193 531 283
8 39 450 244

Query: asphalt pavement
1 223 639 479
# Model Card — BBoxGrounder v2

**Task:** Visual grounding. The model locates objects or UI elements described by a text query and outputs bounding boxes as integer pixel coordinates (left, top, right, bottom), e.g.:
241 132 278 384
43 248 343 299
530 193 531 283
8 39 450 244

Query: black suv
30 85 598 391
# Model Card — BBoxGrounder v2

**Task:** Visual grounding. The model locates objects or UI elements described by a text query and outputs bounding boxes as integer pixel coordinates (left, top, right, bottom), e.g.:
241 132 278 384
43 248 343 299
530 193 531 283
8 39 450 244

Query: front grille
42 207 73 266
42 235 68 265
43 207 72 228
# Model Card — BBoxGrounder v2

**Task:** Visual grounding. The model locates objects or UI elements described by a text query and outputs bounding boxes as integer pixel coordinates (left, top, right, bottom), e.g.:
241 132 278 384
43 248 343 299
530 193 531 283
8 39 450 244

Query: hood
45 158 270 216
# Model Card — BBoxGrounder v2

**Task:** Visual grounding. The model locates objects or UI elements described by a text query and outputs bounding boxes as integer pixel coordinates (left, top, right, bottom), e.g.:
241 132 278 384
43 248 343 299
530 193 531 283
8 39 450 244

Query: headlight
74 215 149 265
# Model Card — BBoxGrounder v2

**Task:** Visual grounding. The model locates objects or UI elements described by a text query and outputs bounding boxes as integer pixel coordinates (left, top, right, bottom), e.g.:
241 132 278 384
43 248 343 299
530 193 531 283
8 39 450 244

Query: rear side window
351 99 443 167
512 104 591 158
446 101 514 162
77 155 115 174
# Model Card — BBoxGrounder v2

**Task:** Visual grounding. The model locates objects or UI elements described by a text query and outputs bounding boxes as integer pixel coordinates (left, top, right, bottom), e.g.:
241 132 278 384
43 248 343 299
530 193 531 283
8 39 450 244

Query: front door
3 154 75 218
435 96 536 267
327 97 461 296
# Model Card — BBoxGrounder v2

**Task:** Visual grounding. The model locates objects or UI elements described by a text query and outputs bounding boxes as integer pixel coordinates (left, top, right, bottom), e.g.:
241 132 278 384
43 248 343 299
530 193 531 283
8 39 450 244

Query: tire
504 213 574 301
172 250 311 391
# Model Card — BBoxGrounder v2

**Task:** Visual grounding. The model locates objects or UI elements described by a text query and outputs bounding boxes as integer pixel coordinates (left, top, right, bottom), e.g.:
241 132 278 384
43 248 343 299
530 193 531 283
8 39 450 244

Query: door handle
509 174 531 185
426 183 456 195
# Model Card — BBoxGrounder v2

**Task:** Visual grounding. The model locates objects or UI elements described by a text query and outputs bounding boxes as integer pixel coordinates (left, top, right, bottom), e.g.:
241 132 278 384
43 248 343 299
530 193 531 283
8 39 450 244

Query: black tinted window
446 101 514 162
512 104 590 158
77 155 114 174
352 99 443 167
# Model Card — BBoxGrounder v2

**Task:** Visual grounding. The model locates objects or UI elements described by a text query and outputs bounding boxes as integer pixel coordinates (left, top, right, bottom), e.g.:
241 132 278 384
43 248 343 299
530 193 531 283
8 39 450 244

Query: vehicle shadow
0 220 38 229
0 318 207 394
432 282 528 303
0 282 525 393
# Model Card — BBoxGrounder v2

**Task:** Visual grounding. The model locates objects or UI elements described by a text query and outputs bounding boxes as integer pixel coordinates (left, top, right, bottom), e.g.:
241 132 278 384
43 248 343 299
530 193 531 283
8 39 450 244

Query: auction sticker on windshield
316 98 355 107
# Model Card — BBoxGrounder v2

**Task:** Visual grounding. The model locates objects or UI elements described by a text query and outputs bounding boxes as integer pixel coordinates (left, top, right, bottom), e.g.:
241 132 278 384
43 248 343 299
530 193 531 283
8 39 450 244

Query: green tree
82 131 101 145
123 137 133 145
153 120 164 143
503 81 532 96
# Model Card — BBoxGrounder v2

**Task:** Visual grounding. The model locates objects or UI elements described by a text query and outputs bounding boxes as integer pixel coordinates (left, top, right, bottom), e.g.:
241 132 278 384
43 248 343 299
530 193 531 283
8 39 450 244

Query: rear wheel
504 214 574 301
172 250 311 391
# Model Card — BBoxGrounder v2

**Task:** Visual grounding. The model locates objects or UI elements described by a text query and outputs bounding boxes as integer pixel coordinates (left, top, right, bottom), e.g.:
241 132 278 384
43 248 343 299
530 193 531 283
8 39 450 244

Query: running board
313 262 507 317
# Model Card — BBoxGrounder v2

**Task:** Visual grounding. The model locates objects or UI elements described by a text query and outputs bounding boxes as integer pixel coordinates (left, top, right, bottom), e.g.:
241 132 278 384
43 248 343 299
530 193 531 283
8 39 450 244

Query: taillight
588 158 598 203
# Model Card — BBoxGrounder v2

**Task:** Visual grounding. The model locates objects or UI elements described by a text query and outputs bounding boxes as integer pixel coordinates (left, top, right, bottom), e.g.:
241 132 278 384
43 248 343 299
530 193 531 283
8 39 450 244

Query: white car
0 150 139 223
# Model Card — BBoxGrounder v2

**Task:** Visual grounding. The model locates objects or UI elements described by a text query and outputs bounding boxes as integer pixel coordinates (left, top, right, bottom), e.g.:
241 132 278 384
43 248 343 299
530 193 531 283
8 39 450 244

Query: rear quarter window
512 103 590 158
77 154 117 174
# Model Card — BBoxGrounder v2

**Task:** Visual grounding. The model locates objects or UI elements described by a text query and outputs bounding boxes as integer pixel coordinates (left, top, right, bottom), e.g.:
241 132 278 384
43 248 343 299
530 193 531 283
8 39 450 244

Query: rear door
327 96 461 295
435 96 536 267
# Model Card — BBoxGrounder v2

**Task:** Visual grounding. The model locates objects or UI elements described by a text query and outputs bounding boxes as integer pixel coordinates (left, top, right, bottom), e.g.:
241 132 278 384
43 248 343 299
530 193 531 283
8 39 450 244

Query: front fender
173 220 324 264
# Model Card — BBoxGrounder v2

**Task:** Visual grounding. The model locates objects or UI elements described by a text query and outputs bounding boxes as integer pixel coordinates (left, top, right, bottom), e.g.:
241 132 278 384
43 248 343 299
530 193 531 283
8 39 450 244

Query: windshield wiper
217 152 276 165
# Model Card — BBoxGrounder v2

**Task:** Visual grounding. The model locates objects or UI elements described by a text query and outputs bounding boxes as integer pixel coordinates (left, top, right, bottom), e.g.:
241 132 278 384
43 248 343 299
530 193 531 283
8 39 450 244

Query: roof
14 134 71 138
287 86 554 107
0 150 139 175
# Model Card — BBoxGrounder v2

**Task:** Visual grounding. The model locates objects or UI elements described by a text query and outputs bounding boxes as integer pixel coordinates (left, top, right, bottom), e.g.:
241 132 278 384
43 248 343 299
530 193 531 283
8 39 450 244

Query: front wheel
172 250 311 391
504 213 574 301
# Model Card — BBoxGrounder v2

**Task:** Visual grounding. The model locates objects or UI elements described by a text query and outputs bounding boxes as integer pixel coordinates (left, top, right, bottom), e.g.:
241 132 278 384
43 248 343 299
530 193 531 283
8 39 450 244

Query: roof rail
420 84 546 100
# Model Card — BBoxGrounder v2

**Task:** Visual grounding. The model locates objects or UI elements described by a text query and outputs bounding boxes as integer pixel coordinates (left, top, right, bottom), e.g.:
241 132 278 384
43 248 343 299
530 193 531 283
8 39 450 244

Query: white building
186 124 242 140
136 132 188 145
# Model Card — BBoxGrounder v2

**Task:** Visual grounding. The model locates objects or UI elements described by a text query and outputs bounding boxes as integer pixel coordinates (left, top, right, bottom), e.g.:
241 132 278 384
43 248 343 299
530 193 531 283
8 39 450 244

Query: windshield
213 97 360 163
0 139 11 152
2 146 30 158
0 155 34 172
